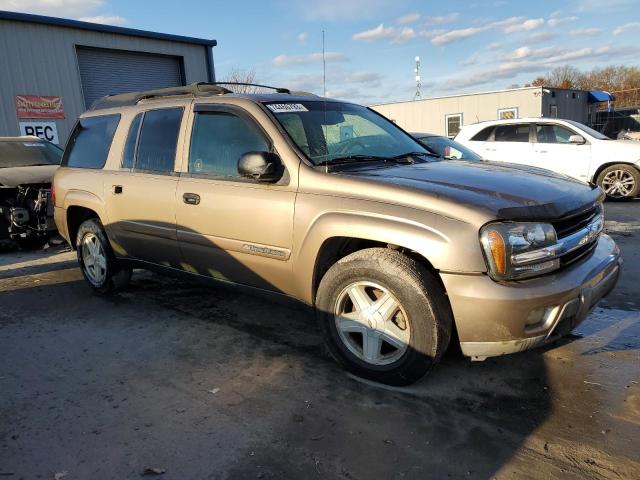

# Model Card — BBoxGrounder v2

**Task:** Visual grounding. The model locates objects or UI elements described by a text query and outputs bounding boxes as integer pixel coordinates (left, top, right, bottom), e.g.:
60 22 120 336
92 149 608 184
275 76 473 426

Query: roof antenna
323 29 328 173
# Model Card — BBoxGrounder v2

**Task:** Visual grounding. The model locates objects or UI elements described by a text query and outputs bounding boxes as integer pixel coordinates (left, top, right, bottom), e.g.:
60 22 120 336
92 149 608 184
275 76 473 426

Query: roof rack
212 82 291 94
89 82 320 111
89 83 233 110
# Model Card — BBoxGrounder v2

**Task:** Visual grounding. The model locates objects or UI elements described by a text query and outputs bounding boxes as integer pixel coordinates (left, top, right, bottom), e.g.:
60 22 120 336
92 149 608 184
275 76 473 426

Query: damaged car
0 136 62 247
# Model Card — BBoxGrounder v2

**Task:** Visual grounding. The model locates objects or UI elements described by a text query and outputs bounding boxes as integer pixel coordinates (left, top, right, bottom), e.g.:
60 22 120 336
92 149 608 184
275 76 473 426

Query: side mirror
238 151 283 183
569 134 586 145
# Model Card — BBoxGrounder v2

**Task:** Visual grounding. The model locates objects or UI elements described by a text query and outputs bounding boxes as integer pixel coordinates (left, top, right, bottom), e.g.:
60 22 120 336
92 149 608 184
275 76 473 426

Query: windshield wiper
315 155 390 167
389 151 440 162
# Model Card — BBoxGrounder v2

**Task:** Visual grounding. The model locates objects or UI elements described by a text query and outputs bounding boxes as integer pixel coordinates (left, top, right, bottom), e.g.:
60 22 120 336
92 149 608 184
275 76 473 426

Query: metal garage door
76 47 183 109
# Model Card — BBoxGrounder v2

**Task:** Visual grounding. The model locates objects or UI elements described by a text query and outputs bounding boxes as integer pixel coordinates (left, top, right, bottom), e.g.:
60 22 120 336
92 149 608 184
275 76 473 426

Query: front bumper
441 234 621 360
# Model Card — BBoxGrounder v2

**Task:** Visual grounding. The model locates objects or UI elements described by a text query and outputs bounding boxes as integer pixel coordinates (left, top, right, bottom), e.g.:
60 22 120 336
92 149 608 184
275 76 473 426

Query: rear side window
63 114 120 169
493 124 530 142
135 108 183 173
471 126 494 141
122 113 143 169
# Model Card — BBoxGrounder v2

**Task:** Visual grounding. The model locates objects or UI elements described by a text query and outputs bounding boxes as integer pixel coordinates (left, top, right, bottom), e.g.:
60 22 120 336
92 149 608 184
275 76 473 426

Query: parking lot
0 202 638 480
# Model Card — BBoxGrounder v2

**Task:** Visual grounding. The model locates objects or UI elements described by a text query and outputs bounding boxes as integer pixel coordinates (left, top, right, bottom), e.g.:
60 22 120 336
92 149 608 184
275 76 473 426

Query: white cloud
0 0 103 16
487 42 501 50
613 22 640 35
352 23 418 44
439 44 640 91
352 23 395 41
272 52 346 66
392 27 417 44
430 16 544 46
503 18 544 33
0 0 128 25
424 12 460 25
570 28 602 37
431 26 485 45
297 32 308 44
547 15 578 27
397 13 420 25
78 15 126 25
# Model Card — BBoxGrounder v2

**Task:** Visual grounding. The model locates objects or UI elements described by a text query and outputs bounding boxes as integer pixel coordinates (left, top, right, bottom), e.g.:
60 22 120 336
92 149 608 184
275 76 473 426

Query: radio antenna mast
414 56 422 100
322 30 327 97
322 29 328 172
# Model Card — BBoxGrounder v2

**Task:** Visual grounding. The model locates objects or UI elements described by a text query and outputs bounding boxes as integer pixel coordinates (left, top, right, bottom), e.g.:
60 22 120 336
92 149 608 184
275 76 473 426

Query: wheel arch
592 161 640 184
66 205 101 250
293 210 472 305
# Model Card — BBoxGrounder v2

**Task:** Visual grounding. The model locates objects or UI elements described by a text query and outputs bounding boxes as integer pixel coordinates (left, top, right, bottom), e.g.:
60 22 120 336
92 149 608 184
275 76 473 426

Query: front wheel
316 248 452 386
596 164 640 201
76 218 131 294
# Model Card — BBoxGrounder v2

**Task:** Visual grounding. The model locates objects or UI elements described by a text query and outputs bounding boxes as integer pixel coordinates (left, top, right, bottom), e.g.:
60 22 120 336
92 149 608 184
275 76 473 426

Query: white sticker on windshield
267 103 308 113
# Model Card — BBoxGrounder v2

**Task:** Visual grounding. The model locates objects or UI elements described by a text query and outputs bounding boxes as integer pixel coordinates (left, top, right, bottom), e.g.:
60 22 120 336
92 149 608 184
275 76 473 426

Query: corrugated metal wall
0 19 211 143
372 87 591 136
371 88 544 136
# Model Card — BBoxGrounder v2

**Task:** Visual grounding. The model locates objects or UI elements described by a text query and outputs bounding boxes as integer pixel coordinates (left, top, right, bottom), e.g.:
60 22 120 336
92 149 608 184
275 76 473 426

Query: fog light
525 306 559 328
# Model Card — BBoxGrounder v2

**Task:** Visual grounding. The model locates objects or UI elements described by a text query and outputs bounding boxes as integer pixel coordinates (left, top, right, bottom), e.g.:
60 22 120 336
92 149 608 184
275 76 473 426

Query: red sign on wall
15 95 65 119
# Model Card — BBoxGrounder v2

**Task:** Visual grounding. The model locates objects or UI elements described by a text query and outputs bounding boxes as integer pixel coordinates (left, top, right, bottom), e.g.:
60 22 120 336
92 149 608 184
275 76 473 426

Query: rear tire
76 218 131 294
316 248 452 386
596 164 640 201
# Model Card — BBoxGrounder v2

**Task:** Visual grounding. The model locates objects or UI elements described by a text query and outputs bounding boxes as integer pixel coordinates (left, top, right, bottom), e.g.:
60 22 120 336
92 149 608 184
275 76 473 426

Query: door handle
113 185 123 194
183 193 200 205
536 150 548 153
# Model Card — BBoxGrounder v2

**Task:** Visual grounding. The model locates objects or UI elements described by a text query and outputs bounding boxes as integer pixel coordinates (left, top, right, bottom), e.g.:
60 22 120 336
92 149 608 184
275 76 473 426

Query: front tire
316 248 452 386
76 218 131 294
596 164 640 201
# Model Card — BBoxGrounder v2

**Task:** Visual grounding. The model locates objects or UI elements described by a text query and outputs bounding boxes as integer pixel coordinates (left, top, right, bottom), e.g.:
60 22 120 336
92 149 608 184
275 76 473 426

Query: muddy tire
76 218 131 294
316 248 452 386
596 164 640 201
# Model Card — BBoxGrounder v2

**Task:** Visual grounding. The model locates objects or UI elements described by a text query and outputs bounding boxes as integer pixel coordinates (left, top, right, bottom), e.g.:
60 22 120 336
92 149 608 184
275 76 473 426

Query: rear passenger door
104 106 184 267
176 104 296 292
481 123 534 165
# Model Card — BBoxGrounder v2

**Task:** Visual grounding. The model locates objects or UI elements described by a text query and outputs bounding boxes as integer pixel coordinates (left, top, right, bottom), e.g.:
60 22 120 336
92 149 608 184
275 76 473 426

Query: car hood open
345 160 603 220
0 165 59 187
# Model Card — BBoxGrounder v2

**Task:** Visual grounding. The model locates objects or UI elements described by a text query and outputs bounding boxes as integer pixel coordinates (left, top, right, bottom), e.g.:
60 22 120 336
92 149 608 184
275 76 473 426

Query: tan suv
54 83 621 385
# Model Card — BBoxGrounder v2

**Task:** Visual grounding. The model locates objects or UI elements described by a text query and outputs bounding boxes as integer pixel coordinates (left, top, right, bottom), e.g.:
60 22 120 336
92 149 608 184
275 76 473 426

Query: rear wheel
76 218 131 294
596 164 640 201
316 248 452 386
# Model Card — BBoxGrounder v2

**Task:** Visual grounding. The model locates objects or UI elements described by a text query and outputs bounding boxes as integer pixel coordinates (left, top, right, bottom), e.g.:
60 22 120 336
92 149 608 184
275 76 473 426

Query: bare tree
218 68 261 93
532 65 640 108
545 66 584 89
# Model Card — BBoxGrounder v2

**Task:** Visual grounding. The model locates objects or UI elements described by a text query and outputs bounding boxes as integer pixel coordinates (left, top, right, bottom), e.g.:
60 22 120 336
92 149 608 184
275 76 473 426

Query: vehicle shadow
0 223 554 479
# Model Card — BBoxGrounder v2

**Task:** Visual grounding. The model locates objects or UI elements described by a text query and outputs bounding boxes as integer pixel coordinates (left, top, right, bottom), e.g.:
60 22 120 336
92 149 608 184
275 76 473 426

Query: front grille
551 204 600 238
560 239 598 267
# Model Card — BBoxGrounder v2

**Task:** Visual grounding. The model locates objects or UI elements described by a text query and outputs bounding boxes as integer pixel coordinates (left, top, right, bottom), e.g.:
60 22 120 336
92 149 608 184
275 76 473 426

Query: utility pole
414 56 422 100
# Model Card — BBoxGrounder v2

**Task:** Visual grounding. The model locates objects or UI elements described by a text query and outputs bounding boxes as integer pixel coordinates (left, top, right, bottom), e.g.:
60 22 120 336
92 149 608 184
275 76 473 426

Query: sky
2 0 640 104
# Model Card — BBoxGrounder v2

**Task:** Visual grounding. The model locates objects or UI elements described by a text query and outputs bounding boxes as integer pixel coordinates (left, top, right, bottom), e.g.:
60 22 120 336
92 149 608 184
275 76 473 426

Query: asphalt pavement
0 201 638 480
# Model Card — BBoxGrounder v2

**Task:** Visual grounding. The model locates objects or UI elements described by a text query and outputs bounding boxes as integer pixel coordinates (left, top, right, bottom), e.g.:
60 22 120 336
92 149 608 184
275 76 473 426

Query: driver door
175 104 296 293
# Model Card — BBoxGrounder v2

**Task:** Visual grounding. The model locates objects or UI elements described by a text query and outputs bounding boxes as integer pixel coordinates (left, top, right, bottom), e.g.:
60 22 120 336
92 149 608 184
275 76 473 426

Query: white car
455 118 640 200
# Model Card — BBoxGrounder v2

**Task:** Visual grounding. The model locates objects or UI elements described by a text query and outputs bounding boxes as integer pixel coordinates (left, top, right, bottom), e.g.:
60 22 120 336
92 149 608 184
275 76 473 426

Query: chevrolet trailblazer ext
54 83 621 385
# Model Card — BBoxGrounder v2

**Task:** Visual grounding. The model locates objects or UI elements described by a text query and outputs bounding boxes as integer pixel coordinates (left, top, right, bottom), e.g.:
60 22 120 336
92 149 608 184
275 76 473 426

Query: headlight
480 222 560 280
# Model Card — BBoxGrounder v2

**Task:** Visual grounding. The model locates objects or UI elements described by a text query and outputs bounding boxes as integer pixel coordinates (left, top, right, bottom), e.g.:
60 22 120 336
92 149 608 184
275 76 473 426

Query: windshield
265 101 431 165
417 135 482 161
0 140 63 168
564 120 610 140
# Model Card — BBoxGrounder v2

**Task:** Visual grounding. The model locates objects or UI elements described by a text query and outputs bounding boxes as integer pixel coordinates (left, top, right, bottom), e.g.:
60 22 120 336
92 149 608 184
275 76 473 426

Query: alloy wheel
334 281 410 366
81 232 107 285
602 169 636 198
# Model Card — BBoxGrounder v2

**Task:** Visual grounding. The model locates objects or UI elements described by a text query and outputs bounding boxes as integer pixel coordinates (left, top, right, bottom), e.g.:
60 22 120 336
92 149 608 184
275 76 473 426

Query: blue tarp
588 90 616 103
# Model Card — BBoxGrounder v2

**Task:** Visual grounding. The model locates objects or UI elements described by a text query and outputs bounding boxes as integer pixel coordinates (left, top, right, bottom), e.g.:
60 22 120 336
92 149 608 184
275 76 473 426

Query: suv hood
0 165 58 187
346 160 602 220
